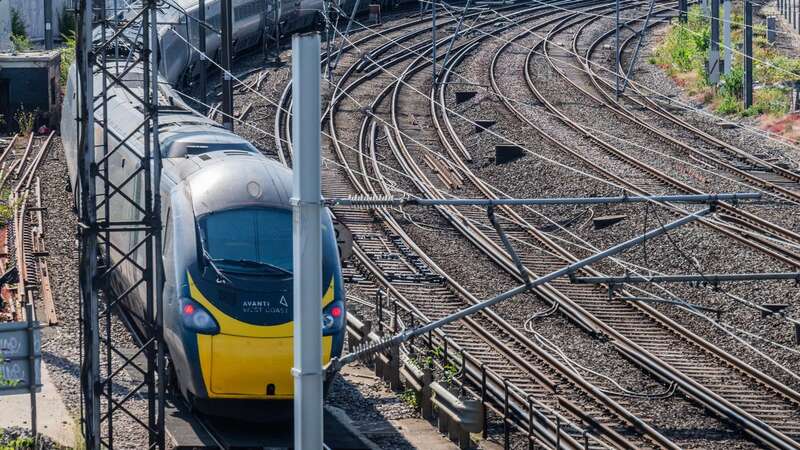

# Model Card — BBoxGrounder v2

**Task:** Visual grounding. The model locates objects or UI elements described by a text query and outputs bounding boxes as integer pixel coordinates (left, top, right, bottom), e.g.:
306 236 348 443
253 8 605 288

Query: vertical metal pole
329 0 363 72
149 0 166 447
198 0 207 106
723 0 731 75
438 0 472 82
142 3 158 446
744 0 753 108
292 32 323 450
480 364 487 439
99 0 114 446
221 0 234 131
503 380 510 450
709 0 720 83
679 0 687 22
614 0 620 100
432 2 437 86
25 303 37 440
796 0 800 31
76 0 99 447
44 0 53 50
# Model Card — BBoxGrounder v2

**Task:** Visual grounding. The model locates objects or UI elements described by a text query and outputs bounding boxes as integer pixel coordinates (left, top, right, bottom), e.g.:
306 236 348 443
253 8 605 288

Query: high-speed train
60 0 355 414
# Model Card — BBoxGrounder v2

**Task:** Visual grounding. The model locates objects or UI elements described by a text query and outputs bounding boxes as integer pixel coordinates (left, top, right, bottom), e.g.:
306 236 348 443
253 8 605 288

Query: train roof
174 151 293 216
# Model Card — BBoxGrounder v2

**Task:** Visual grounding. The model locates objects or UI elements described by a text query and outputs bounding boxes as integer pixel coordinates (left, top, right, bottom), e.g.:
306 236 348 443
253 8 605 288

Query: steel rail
522 9 800 268
565 9 800 252
377 9 679 447
579 14 800 253
332 2 800 446
276 3 664 447
460 5 800 448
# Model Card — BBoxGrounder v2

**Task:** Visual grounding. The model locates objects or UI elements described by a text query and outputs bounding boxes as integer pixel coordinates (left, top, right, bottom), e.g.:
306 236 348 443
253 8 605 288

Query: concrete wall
9 1 133 44
9 0 71 43
0 0 11 52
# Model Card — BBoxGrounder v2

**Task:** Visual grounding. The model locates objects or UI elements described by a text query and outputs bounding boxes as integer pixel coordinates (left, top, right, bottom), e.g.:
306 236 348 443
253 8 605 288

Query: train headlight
179 297 220 335
322 300 345 336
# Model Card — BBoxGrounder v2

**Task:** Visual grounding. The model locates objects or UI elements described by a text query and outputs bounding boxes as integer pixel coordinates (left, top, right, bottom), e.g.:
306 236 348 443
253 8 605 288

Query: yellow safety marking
189 272 337 399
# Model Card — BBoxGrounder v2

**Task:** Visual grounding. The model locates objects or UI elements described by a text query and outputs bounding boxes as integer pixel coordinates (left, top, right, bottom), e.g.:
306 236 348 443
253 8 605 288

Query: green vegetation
0 432 35 450
59 7 76 39
60 32 76 86
9 9 31 53
651 4 800 118
14 109 36 136
399 388 419 409
10 9 26 38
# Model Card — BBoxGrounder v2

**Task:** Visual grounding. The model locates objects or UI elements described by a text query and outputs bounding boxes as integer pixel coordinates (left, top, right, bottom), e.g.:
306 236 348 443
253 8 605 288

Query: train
60 0 364 415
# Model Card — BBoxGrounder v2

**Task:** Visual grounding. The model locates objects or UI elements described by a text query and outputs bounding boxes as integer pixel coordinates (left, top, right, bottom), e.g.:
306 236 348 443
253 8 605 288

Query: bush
60 33 76 86
14 108 36 136
719 66 744 100
10 34 31 53
753 87 791 116
717 94 741 115
10 9 26 38
59 7 76 39
10 8 30 53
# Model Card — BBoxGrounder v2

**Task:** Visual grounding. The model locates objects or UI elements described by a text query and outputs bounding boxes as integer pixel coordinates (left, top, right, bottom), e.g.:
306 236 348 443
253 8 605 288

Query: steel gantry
75 0 166 448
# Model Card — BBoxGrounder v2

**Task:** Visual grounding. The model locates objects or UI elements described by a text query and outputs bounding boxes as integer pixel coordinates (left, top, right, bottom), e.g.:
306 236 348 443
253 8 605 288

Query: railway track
0 131 56 325
430 2 800 447
263 1 800 448
530 7 800 262
275 4 685 448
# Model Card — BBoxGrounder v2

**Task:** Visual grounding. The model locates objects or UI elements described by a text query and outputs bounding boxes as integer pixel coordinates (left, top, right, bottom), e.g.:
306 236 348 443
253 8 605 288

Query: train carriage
61 0 348 415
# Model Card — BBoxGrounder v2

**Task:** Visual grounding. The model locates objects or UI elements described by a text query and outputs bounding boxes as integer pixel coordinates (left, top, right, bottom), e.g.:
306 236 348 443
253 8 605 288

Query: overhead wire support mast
709 0 721 83
436 0 473 83
619 0 657 94
221 0 234 131
76 0 166 448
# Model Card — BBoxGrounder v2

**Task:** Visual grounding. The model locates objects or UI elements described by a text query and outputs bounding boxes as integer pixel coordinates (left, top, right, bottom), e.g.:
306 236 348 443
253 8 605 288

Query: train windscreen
199 207 293 275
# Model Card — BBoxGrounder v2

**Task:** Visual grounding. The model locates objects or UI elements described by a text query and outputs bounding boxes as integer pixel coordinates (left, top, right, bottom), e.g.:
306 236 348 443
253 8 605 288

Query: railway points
3 0 800 449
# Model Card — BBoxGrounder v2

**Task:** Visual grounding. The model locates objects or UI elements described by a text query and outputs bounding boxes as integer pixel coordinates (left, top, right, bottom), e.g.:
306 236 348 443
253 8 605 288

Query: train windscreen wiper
202 249 233 285
210 257 292 276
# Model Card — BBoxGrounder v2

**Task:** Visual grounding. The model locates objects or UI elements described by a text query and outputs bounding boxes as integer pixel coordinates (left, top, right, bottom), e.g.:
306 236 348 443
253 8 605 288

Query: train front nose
205 330 334 398
187 274 338 399
186 205 345 400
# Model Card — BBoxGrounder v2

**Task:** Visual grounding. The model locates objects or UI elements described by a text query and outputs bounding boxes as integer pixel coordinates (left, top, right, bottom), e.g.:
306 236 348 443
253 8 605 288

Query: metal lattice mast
76 0 165 448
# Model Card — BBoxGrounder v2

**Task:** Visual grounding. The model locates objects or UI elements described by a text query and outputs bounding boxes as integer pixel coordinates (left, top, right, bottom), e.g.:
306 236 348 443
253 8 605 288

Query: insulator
343 194 402 209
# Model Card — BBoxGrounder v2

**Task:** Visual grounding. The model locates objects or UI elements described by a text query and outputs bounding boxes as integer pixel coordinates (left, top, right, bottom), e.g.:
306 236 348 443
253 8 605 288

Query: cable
319 5 798 211
531 330 679 398
166 2 800 380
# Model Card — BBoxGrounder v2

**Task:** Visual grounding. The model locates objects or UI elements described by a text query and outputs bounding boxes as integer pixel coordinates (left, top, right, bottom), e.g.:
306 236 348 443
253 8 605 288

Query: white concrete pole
292 32 323 450
723 0 732 75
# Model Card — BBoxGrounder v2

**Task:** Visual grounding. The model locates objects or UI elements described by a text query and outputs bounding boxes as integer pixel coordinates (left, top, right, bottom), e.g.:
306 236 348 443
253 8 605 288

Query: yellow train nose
201 334 332 398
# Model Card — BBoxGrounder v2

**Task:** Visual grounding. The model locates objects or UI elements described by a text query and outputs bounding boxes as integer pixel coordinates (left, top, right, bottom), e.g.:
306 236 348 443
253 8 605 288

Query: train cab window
198 208 292 275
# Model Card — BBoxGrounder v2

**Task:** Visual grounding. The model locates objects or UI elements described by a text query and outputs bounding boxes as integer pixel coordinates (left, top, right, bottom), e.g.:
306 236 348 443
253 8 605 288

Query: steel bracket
487 205 532 289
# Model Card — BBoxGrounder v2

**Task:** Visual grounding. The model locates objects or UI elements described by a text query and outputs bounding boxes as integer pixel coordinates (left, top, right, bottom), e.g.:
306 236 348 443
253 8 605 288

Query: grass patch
60 33 76 87
651 4 800 123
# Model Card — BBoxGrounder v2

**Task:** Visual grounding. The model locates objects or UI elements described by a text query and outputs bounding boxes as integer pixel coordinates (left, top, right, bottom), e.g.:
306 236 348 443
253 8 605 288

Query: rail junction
3 0 800 448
